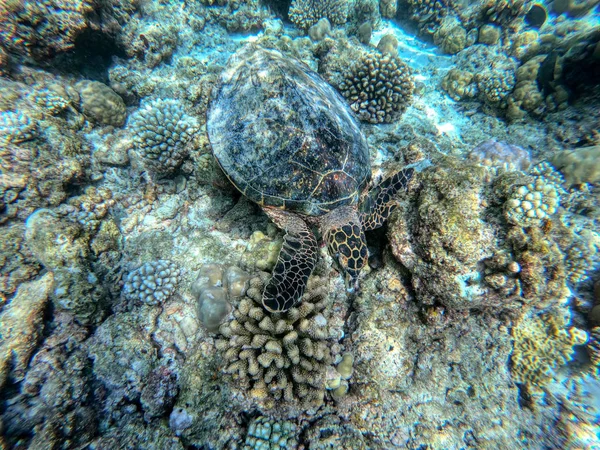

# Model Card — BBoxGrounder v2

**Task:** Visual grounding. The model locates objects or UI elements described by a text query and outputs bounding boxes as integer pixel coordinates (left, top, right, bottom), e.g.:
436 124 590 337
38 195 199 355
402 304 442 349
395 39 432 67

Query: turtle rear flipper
262 209 318 313
359 167 414 231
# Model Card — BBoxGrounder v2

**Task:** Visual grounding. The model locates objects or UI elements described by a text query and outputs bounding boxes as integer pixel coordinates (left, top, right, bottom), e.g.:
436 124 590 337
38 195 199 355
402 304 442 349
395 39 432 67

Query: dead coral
216 273 338 409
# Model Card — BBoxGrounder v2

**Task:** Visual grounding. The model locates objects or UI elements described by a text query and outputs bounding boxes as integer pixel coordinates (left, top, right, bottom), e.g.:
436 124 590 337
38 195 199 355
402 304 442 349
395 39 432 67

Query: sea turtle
207 45 414 313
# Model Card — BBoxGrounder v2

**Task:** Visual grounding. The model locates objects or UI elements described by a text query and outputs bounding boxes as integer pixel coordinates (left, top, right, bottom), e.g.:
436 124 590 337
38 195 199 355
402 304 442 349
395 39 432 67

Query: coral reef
0 274 53 388
123 259 182 305
74 81 127 127
129 99 199 176
511 309 587 389
504 176 560 226
216 272 339 409
339 51 414 124
467 139 531 173
551 146 600 186
481 0 532 25
288 0 349 30
191 264 250 332
0 110 38 144
243 416 298 449
405 0 454 35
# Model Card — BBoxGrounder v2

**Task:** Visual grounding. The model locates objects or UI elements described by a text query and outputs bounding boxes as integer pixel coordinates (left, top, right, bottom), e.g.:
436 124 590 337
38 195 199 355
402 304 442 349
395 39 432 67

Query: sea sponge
123 260 182 305
338 51 414 124
129 99 199 175
288 0 349 30
0 110 38 144
243 416 298 449
75 81 127 127
511 310 587 388
215 273 337 409
550 146 600 186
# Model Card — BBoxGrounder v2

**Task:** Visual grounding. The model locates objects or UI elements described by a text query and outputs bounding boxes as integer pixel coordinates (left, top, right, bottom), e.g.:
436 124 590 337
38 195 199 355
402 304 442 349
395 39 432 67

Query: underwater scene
0 0 599 448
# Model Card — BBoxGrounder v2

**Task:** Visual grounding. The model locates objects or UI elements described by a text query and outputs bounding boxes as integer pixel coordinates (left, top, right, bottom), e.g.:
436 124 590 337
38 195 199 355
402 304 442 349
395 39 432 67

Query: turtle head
325 222 368 294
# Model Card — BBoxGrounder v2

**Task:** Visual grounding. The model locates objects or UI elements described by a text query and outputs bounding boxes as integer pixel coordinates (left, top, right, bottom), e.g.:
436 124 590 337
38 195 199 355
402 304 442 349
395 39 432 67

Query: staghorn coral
216 272 337 409
123 259 182 306
511 309 587 388
129 99 199 176
288 0 349 30
74 81 127 127
339 51 414 124
243 416 298 449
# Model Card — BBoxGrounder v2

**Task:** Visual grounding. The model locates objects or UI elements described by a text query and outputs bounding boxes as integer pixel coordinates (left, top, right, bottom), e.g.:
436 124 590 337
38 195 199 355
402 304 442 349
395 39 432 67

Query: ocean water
0 0 599 448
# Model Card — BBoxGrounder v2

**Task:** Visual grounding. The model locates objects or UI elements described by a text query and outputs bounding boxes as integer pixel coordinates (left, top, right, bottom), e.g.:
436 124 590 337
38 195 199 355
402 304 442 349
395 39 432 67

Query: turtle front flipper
359 167 414 231
262 208 318 313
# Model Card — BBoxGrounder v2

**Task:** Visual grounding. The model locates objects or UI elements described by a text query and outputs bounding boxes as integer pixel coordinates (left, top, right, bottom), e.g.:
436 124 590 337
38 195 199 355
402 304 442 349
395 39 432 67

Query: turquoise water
0 1 599 448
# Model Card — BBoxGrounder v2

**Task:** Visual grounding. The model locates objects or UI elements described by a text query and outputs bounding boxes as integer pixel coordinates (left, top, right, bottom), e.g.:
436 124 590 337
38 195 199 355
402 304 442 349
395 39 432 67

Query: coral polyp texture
123 260 182 305
74 81 127 127
216 273 337 409
288 0 349 30
511 310 587 389
339 51 414 124
243 416 298 449
406 0 453 34
0 110 38 144
504 177 560 226
129 99 199 175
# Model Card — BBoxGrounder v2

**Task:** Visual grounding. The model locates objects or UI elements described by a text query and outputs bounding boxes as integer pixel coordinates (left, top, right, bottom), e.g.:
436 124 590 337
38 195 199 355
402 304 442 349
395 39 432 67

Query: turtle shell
207 45 370 216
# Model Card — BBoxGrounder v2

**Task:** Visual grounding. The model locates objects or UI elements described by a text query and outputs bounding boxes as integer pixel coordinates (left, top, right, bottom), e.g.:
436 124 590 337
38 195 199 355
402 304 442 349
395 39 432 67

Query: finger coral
288 0 349 30
123 260 182 305
339 51 414 124
129 99 199 176
216 273 337 409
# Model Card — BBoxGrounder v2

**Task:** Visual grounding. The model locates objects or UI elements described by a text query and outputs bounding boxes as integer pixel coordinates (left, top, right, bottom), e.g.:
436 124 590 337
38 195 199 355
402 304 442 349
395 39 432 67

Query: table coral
339 51 414 124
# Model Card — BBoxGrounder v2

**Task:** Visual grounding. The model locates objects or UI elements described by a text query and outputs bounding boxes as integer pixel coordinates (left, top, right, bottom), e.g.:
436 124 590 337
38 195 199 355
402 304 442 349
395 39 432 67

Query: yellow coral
511 310 587 387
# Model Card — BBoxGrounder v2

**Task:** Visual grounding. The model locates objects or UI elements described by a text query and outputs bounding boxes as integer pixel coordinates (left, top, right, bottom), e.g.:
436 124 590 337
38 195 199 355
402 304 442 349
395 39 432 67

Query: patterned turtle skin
208 45 414 313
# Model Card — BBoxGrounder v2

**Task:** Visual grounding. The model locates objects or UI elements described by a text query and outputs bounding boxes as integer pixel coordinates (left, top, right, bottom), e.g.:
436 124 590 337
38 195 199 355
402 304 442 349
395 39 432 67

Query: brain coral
288 0 349 29
75 81 127 127
339 51 414 124
215 272 337 409
129 99 199 175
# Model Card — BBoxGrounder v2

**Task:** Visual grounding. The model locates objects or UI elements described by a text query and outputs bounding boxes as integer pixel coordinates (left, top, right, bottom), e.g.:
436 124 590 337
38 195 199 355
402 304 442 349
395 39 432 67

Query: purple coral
467 139 531 172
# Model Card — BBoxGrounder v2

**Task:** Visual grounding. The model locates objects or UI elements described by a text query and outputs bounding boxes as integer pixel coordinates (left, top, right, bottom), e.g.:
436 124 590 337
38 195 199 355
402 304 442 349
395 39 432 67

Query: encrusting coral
339 51 414 124
511 309 587 389
215 272 338 409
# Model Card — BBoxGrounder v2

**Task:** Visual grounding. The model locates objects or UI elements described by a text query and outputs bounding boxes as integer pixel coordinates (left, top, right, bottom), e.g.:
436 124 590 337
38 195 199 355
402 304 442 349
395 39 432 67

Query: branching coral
288 0 349 30
216 273 337 409
129 99 199 176
339 51 414 124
